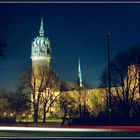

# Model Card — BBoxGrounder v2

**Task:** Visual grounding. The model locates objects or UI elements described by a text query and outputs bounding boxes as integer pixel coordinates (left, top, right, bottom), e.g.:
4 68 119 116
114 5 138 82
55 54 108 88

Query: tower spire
78 58 83 88
39 16 44 37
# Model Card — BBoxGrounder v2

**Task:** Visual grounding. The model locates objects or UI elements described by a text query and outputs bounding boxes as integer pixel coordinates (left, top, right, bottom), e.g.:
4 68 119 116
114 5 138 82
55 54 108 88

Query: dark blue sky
0 3 140 91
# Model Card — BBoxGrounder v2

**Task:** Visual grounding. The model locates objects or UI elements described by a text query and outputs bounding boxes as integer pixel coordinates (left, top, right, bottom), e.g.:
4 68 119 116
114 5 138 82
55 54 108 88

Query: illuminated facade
30 17 140 120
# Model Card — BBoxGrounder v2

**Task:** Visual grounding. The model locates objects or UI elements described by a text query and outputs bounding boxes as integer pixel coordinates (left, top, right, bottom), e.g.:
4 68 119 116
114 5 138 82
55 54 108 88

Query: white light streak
0 126 119 132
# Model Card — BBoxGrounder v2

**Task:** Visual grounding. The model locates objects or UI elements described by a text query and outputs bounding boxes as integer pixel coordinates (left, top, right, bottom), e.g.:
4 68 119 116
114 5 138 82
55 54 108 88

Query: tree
0 89 12 117
10 90 30 120
100 46 140 118
0 88 30 122
59 93 77 125
41 70 60 123
75 82 90 119
59 80 90 125
19 66 60 123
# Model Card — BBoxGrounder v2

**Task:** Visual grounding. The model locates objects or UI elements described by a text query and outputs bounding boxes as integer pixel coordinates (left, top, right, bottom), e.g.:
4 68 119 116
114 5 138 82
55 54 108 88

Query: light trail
0 126 119 132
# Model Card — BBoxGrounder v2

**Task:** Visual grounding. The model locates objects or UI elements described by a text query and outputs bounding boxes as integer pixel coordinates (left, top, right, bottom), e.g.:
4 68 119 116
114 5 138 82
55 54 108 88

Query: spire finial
39 16 44 36
78 58 83 88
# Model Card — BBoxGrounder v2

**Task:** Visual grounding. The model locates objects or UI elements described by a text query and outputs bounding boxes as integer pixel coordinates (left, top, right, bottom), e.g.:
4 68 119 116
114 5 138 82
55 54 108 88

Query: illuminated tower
30 17 52 121
77 59 83 88
31 17 51 71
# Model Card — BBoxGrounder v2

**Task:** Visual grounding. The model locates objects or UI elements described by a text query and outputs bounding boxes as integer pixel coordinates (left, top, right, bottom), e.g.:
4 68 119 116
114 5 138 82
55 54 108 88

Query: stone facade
30 17 140 120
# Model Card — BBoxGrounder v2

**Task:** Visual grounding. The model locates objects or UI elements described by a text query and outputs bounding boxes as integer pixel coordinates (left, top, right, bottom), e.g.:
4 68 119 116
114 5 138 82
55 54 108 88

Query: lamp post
106 32 112 120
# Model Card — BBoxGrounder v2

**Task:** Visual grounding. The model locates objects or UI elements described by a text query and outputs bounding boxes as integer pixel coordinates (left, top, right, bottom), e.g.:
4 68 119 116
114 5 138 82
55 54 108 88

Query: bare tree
112 64 139 118
10 90 30 120
59 93 77 125
100 46 140 118
0 89 12 117
41 70 60 123
19 66 60 123
59 81 90 125
70 83 89 120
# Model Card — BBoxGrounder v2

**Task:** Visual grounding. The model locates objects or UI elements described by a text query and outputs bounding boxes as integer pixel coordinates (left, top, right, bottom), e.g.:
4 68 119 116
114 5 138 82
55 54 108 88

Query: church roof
61 81 79 91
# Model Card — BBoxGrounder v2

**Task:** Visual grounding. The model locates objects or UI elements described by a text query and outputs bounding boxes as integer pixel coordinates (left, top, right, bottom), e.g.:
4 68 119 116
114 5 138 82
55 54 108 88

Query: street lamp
106 32 112 119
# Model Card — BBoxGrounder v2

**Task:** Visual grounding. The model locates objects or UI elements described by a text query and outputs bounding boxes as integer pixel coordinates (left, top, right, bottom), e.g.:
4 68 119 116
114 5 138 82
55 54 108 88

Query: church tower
30 17 52 122
31 17 51 71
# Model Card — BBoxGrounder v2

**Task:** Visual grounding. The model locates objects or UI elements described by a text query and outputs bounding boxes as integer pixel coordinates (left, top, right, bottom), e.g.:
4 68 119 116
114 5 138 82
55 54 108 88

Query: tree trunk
43 102 47 123
43 110 46 123
61 111 67 125
34 104 38 123
123 102 130 119
79 104 82 119
124 108 130 118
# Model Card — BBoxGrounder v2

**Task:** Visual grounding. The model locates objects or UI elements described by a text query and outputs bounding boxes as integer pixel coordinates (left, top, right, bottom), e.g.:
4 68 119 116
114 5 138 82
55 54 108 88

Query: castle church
30 17 140 121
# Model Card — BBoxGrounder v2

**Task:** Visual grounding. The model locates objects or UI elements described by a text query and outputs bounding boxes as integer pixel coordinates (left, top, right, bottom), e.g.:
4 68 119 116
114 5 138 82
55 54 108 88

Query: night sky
0 3 140 91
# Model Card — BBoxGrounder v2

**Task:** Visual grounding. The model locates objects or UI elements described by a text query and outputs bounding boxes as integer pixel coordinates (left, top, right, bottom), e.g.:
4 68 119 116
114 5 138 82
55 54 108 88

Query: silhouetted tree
76 82 89 119
0 89 12 117
41 70 60 123
19 66 60 123
59 93 77 125
10 90 30 119
100 46 140 119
